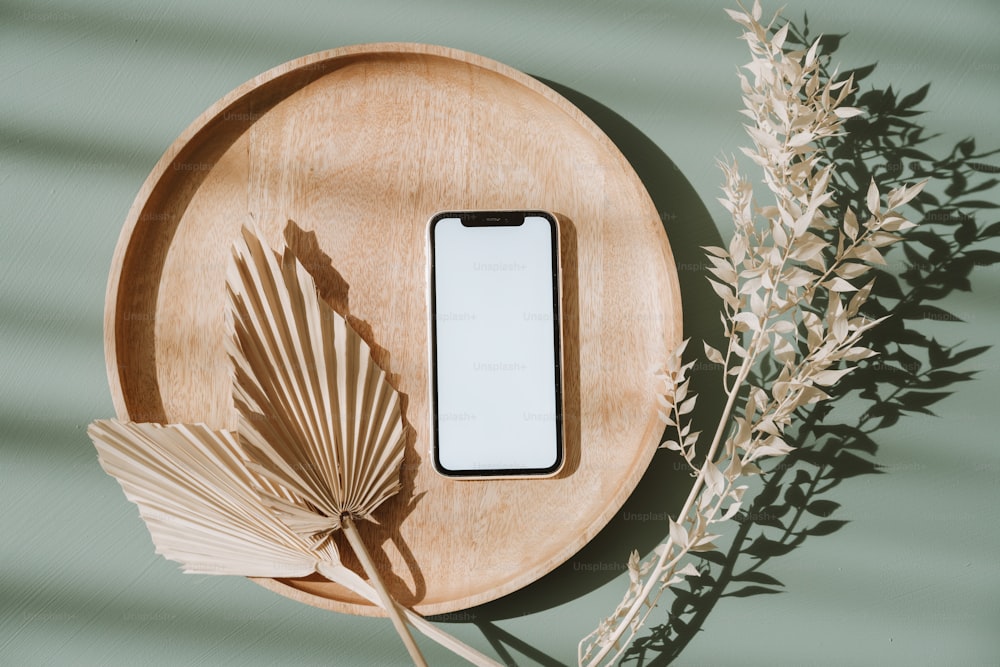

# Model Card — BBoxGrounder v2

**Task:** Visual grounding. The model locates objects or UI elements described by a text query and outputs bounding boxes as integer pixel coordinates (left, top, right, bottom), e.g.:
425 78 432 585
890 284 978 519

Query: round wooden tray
105 43 681 616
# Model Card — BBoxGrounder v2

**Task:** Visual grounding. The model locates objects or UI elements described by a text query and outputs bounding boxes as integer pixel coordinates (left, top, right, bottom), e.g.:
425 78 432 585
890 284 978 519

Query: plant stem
316 560 502 667
585 359 754 667
341 515 427 667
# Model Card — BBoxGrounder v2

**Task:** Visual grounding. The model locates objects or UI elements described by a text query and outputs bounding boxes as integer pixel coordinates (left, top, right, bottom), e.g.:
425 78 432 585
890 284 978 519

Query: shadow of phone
553 212 581 479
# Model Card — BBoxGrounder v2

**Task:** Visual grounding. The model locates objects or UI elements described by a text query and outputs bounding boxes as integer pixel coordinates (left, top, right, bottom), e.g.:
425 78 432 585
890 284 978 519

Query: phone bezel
426 210 565 479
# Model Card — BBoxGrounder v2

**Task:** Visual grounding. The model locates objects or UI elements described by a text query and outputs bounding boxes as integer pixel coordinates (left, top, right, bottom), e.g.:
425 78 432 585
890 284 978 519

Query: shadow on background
617 16 1000 666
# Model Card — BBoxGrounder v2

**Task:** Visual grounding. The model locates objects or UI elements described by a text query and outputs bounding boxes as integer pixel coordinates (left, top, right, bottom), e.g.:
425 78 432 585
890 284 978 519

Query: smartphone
427 210 563 478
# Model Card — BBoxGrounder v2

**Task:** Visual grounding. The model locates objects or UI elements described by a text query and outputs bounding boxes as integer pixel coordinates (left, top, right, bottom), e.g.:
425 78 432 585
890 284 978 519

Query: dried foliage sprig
626 19 1000 659
579 3 925 665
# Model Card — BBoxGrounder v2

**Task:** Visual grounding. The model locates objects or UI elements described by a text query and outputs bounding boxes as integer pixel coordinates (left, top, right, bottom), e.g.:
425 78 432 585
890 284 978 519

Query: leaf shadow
473 620 571 667
621 14 1000 666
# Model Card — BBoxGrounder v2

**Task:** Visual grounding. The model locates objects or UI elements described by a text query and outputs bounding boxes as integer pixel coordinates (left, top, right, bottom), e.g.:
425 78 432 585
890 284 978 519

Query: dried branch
578 3 924 664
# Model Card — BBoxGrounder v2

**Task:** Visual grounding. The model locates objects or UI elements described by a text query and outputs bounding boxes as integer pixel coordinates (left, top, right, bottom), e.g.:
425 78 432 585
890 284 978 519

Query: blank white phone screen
432 215 560 473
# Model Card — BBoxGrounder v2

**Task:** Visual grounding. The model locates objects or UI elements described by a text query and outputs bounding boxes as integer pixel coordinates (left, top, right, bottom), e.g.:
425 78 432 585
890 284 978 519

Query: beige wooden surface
105 43 682 616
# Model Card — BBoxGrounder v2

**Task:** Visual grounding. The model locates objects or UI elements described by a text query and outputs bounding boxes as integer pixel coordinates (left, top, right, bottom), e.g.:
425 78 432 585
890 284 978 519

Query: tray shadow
433 80 725 626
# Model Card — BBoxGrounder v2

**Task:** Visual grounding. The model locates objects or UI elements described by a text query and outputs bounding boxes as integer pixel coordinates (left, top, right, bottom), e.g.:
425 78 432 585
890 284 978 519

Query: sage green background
3 0 998 665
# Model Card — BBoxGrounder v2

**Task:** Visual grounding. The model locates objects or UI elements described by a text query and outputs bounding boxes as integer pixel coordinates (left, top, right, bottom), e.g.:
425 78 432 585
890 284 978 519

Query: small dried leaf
847 280 875 316
760 267 776 290
772 335 796 365
733 311 761 332
789 130 814 147
703 342 725 365
676 562 700 579
834 261 870 280
731 416 752 451
880 215 917 233
708 278 739 310
729 233 749 265
704 460 725 497
887 179 928 210
812 367 855 386
834 106 864 119
866 178 880 214
724 7 750 25
627 550 643 586
823 277 857 292
805 37 821 68
771 23 789 50
703 245 730 258
695 532 722 547
756 417 780 436
683 431 701 448
782 266 815 288
724 454 743 479
868 231 901 247
707 255 739 284
842 347 878 361
678 395 698 416
803 312 823 348
668 518 690 549
769 319 795 335
800 385 831 404
843 208 859 241
853 244 885 265
748 437 794 461
789 232 828 262
831 312 849 343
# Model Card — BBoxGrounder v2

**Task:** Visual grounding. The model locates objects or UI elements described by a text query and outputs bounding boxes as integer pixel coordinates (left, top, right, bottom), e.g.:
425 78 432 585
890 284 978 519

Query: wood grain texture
104 43 682 616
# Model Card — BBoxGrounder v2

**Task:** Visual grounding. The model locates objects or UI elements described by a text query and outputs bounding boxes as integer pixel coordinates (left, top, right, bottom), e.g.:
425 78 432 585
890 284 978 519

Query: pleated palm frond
222 226 432 664
225 226 407 535
88 227 499 666
88 420 338 577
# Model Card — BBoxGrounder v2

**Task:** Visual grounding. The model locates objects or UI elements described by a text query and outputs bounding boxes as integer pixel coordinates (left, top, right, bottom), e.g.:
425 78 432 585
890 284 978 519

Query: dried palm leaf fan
225 225 424 662
88 226 499 666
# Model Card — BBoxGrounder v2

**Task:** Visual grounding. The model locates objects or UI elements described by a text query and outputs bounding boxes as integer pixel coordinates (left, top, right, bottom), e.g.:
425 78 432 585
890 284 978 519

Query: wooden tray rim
104 42 682 617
